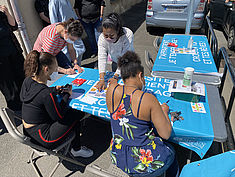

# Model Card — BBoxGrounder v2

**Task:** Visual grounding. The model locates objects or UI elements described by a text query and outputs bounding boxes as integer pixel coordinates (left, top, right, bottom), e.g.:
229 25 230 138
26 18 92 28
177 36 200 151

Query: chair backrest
218 47 235 122
205 16 219 70
145 50 154 73
0 108 30 144
217 47 235 149
0 107 88 168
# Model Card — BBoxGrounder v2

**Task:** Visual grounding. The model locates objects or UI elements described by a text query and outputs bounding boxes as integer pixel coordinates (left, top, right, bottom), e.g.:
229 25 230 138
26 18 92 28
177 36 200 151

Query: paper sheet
79 95 98 105
86 81 107 98
191 103 206 113
67 72 79 78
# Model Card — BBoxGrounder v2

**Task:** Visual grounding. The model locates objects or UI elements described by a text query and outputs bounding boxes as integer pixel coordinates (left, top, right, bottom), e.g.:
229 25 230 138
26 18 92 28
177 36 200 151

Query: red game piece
72 78 87 86
168 42 178 47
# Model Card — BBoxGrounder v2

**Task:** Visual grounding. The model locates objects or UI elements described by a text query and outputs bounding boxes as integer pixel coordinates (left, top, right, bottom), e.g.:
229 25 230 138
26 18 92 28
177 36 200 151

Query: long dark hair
118 51 144 81
102 13 124 37
60 18 83 37
24 50 56 77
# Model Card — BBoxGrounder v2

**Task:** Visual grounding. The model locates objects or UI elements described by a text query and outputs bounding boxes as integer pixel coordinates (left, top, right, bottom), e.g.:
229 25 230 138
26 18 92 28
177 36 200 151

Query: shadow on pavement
120 1 146 34
62 116 112 173
0 113 22 135
173 141 223 173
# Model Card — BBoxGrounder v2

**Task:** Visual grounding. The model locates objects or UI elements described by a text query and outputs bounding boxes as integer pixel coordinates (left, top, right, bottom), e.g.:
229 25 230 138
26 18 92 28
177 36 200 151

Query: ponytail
24 50 55 77
24 50 40 77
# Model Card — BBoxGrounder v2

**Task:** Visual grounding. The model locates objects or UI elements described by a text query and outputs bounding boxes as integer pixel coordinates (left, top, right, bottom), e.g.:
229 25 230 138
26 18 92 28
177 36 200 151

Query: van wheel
146 26 154 34
228 26 235 50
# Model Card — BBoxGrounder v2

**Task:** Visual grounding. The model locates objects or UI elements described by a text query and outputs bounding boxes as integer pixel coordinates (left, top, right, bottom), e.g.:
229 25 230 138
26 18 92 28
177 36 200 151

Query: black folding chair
205 16 219 69
153 36 162 52
0 107 132 177
218 47 235 150
145 50 154 73
0 107 86 177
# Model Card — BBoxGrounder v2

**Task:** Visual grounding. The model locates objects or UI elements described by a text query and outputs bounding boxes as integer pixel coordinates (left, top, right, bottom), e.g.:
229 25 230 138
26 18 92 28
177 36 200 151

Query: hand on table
56 85 72 95
73 64 84 73
65 68 76 75
95 80 106 92
161 103 169 113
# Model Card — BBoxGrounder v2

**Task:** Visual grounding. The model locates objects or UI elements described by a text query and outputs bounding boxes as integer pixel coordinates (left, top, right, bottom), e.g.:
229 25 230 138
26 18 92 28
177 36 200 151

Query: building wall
0 0 142 55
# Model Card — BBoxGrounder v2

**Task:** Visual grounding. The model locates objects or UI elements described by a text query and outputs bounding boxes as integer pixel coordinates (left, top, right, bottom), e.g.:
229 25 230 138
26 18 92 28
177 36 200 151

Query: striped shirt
33 23 66 56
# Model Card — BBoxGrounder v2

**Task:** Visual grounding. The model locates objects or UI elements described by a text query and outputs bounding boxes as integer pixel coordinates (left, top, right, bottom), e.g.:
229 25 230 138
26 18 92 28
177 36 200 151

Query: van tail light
147 0 153 11
196 0 206 12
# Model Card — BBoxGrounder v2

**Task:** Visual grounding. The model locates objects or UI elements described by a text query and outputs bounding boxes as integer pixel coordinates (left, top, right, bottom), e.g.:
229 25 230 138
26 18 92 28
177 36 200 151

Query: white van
146 0 208 33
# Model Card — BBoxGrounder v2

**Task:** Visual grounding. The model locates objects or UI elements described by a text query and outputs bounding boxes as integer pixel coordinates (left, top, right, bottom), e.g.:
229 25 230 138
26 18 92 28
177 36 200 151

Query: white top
98 27 134 75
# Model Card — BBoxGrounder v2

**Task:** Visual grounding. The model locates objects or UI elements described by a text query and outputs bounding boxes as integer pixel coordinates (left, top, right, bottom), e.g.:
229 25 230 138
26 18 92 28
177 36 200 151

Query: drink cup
183 67 194 86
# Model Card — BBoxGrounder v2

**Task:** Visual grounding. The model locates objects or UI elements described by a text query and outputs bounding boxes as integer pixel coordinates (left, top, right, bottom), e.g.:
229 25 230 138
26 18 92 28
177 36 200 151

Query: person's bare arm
95 72 106 91
149 95 172 139
0 5 15 26
106 82 119 113
74 9 81 19
100 5 104 18
67 43 77 63
58 66 76 75
39 12 50 24
67 43 83 73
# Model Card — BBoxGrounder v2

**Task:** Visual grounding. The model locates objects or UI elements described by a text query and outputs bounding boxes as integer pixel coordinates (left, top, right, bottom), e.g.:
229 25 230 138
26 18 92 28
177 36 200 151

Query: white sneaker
71 146 94 158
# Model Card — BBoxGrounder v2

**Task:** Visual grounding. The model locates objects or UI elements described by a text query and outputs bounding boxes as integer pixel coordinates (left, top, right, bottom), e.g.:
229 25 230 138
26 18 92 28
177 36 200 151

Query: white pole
185 0 195 35
9 0 32 53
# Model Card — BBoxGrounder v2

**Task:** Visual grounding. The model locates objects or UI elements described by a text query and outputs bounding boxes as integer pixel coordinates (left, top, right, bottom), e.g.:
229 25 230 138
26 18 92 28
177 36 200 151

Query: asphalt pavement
0 1 234 176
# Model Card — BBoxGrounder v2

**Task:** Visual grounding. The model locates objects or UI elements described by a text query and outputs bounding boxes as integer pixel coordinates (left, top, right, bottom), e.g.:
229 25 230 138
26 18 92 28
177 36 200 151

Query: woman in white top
96 13 134 91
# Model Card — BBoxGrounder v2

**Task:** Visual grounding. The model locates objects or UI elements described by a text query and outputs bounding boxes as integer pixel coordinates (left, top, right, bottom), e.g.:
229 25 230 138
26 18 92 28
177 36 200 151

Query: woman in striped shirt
33 18 83 75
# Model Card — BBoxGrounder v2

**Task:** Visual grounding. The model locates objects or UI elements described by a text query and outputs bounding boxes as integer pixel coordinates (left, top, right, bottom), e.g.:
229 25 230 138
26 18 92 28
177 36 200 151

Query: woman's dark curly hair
102 13 124 37
24 50 56 77
60 18 83 37
118 51 144 81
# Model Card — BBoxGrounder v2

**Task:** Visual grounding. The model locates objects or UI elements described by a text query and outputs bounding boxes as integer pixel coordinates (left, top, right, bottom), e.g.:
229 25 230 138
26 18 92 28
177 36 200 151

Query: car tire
228 26 235 50
146 26 154 34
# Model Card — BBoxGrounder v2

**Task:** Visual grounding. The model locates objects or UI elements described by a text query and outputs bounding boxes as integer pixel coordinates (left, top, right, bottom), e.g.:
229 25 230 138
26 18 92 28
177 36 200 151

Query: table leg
187 150 192 164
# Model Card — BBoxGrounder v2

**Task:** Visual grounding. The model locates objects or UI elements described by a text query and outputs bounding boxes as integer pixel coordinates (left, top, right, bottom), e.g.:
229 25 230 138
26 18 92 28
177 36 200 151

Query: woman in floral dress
106 51 179 177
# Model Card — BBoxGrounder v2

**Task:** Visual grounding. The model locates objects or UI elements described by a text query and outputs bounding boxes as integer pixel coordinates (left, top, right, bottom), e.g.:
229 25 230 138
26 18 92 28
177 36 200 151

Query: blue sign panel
152 34 218 74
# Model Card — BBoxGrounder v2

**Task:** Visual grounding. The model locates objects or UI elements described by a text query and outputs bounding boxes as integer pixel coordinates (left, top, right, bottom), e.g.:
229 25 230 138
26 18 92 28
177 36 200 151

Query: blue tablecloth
180 150 235 177
152 34 218 74
51 67 214 158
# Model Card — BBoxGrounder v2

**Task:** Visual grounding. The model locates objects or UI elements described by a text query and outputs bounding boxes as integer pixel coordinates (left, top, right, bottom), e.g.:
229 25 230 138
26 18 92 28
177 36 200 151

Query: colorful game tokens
72 78 87 86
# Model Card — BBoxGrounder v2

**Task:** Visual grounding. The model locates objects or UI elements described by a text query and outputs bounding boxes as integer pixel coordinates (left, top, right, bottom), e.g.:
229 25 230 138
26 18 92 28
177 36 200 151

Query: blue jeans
130 143 179 177
80 19 101 55
56 51 72 69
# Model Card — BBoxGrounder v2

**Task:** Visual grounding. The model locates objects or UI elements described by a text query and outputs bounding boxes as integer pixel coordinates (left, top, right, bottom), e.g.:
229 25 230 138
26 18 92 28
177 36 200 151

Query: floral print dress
110 86 173 176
